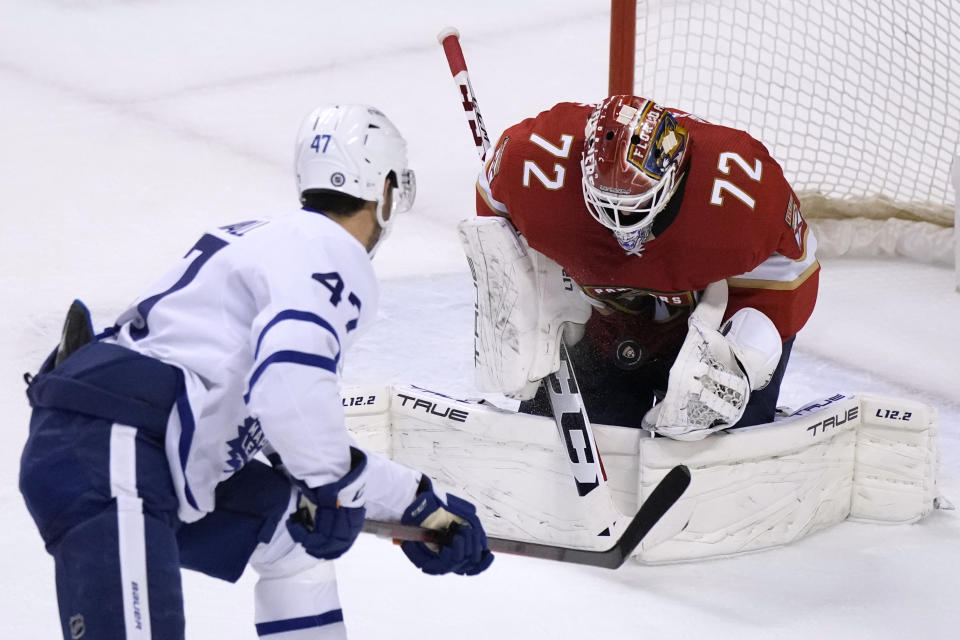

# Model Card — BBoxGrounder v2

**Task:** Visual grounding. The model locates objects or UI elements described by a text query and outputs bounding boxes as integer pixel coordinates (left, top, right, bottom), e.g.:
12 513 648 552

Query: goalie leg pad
366 385 633 549
636 394 861 563
341 386 940 565
851 394 939 523
635 393 941 563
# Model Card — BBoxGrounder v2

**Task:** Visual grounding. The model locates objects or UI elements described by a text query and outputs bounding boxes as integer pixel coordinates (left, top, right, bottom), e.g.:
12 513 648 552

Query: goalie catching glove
643 281 783 440
286 446 368 560
400 476 494 576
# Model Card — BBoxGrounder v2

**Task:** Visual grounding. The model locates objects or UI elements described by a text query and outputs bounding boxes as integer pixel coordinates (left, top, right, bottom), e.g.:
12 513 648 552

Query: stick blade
362 464 691 570
484 463 690 569
602 463 691 567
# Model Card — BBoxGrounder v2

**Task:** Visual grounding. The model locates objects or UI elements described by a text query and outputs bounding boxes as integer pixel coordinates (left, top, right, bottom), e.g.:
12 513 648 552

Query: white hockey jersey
109 210 419 523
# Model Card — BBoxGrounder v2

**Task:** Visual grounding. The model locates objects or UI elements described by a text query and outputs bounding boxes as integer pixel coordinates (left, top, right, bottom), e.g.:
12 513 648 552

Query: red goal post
608 0 636 97
609 0 959 288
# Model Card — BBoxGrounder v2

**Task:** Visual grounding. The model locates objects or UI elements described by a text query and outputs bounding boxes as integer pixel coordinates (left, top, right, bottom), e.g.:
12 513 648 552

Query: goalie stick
437 27 491 158
364 464 691 569
437 27 646 535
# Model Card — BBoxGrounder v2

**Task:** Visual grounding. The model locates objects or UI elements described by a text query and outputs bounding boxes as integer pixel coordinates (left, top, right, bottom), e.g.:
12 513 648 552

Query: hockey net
609 0 959 276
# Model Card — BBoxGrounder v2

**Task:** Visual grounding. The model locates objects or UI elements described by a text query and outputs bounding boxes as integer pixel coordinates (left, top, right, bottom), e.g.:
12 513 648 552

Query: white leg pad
634 393 940 563
389 386 625 549
852 394 939 523
342 386 941 565
635 395 861 563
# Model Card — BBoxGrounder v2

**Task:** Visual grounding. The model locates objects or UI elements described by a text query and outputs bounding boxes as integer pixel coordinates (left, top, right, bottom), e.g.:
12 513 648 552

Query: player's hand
400 477 494 576
286 447 367 560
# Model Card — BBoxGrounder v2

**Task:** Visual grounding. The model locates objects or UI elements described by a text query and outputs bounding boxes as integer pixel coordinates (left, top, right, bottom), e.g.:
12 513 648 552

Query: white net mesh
632 0 959 263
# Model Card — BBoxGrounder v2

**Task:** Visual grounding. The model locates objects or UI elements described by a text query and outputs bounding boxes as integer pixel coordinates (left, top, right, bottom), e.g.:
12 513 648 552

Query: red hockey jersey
476 101 818 341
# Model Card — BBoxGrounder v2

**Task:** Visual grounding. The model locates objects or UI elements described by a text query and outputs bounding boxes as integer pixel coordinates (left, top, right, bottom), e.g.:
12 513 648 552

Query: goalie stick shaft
545 341 610 498
437 27 491 160
364 464 690 570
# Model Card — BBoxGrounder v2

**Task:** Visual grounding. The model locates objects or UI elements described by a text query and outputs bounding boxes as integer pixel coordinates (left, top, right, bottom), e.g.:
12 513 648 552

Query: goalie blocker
342 384 941 563
458 216 592 400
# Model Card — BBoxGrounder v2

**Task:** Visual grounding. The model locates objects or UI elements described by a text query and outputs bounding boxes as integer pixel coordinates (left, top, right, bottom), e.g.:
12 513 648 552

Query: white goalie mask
295 104 416 252
581 96 689 255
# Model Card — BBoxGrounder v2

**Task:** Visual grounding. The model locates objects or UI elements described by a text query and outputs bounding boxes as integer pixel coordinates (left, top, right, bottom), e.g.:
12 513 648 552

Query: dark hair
300 189 369 217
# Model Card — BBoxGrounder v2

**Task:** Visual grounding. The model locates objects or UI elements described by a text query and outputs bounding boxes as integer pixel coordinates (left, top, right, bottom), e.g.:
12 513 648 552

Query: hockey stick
437 27 631 528
363 464 690 569
437 27 491 159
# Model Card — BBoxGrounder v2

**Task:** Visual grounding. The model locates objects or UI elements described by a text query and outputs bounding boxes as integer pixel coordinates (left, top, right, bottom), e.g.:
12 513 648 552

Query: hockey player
20 104 493 640
469 95 818 439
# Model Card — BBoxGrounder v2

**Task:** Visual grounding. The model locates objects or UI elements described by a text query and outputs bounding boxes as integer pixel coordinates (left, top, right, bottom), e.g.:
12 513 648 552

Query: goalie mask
581 96 689 254
295 104 416 252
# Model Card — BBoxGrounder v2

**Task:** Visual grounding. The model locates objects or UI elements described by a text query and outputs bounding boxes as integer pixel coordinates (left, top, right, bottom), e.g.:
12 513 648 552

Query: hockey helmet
581 95 689 253
295 104 416 234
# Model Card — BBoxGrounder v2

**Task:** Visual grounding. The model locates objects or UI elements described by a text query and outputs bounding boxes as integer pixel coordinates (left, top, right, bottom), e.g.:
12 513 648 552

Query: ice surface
1 1 957 638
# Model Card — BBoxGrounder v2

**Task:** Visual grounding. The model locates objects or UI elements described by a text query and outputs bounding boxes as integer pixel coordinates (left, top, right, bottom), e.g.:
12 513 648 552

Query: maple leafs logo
224 416 265 472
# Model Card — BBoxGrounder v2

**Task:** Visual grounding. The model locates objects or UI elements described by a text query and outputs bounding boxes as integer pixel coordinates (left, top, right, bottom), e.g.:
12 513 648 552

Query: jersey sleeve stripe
255 310 340 360
174 391 200 511
476 174 509 215
728 260 820 291
727 228 819 289
243 350 339 403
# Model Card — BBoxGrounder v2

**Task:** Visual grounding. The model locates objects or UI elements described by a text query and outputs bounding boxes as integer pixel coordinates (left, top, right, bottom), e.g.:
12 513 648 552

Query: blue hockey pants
21 342 290 639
